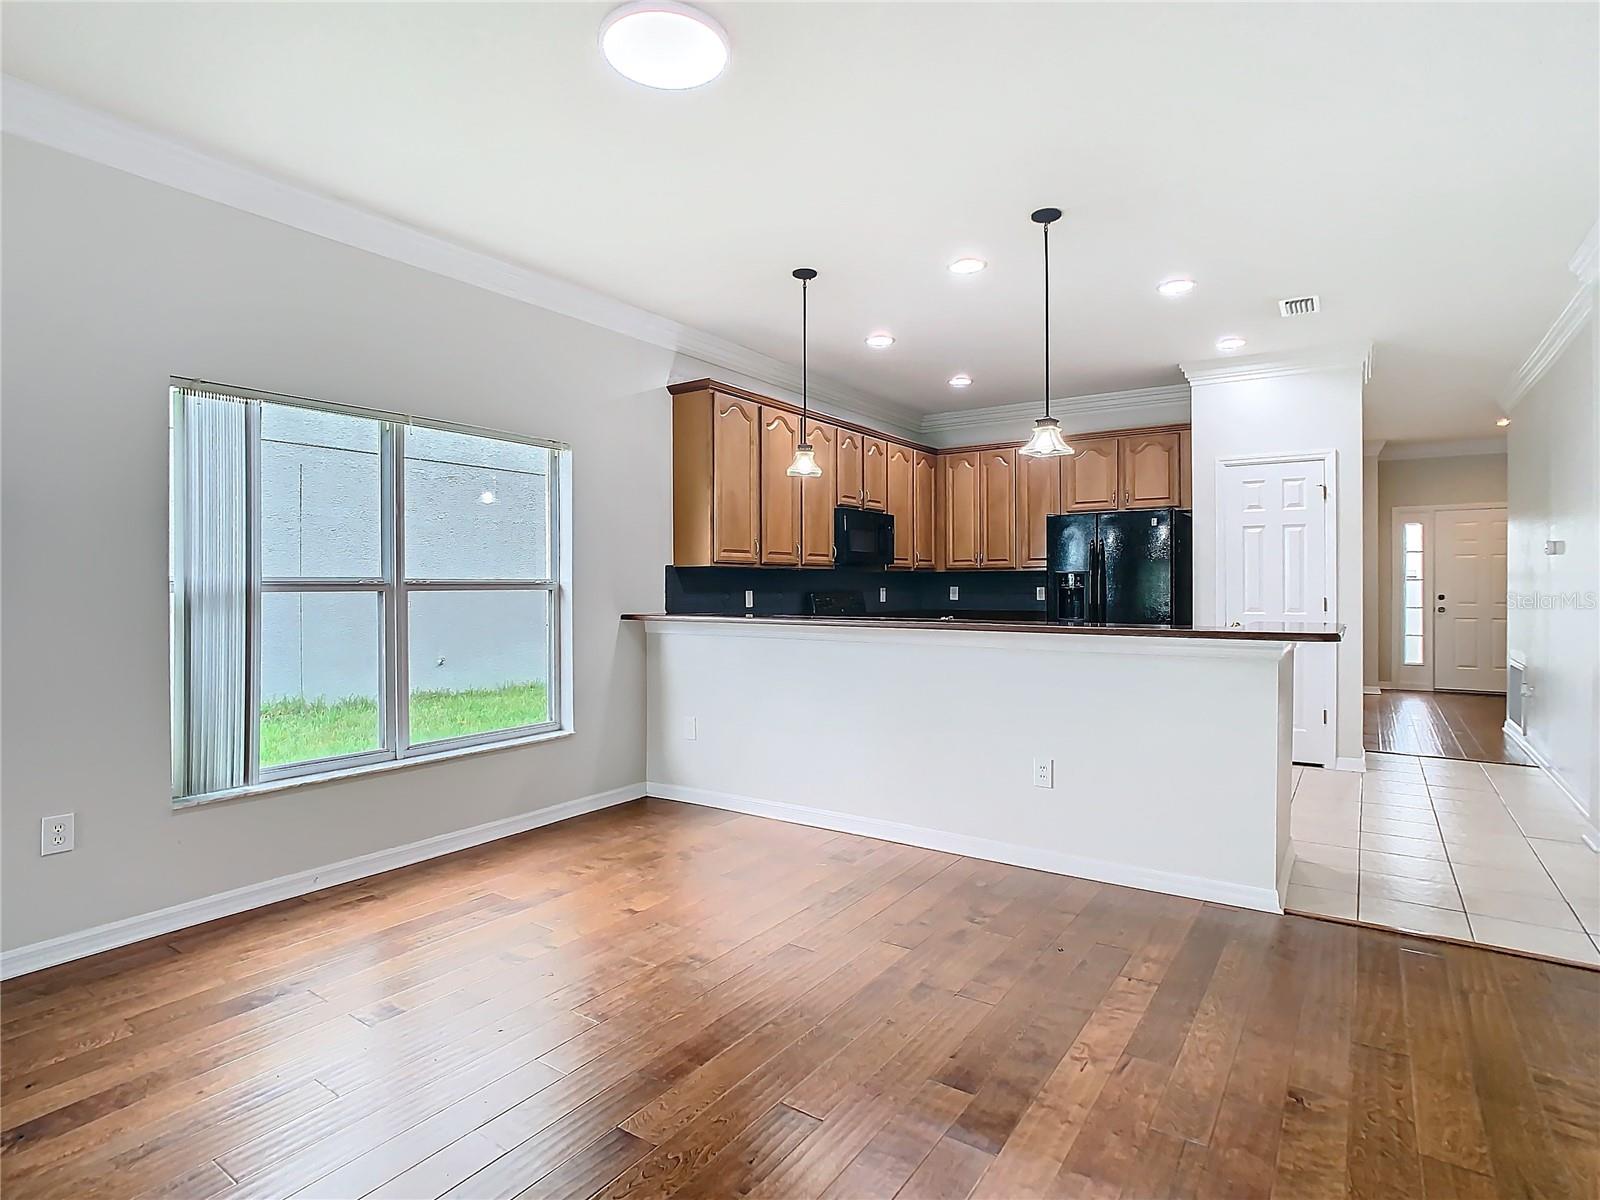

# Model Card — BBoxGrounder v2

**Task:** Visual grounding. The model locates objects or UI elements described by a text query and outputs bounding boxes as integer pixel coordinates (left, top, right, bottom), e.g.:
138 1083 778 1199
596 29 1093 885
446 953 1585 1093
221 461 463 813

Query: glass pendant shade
787 441 822 477
1019 416 1074 458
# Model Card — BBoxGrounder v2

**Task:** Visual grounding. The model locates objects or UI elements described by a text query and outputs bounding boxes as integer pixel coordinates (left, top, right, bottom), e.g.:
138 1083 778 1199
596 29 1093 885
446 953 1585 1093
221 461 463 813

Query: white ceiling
3 2 1595 442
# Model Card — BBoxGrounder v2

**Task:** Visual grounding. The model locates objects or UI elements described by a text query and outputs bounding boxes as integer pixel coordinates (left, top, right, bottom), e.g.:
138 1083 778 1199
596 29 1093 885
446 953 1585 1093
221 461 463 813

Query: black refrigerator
1047 508 1192 625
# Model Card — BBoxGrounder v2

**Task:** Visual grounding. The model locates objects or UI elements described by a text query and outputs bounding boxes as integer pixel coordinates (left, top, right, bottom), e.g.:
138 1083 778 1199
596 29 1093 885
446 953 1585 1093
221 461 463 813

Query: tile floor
1287 751 1600 966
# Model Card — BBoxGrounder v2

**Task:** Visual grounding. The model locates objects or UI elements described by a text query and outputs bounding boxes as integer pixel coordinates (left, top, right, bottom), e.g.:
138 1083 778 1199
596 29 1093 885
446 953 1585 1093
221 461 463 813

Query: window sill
173 727 573 811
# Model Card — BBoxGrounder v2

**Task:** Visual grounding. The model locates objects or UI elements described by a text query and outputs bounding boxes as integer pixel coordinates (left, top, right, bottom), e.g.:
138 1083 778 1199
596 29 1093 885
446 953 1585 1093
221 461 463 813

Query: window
1402 520 1425 666
170 384 566 803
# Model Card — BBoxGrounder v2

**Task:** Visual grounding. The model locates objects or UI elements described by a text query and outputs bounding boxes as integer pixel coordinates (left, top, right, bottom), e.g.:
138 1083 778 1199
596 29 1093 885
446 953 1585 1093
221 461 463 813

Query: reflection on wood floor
1364 688 1536 765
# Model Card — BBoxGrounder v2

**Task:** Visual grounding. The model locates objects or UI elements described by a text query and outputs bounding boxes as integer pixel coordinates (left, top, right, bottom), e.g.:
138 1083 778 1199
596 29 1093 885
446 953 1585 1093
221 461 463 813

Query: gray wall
256 406 551 701
1506 308 1598 828
1 136 672 952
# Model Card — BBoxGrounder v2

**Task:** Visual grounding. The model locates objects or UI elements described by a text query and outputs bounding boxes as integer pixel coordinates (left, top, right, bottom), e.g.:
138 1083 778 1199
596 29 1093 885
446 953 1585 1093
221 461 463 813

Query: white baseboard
1334 755 1368 773
646 780 1284 915
1501 721 1600 844
1277 840 1298 910
1363 686 1381 696
0 783 645 981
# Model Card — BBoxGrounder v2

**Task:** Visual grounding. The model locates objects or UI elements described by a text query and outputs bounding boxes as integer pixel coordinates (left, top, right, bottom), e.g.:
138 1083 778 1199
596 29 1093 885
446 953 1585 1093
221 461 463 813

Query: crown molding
918 383 1190 447
1378 437 1506 462
1179 342 1374 387
1506 221 1599 412
1 74 921 438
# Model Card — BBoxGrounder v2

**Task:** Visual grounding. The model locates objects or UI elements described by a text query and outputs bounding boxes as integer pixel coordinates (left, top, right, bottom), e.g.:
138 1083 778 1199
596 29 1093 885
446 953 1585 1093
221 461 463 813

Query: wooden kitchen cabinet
978 448 1018 568
836 429 864 506
942 451 981 568
800 421 838 566
1016 452 1062 568
862 438 888 510
1064 437 1120 511
1179 428 1193 509
885 442 916 567
758 406 801 565
1121 430 1181 509
672 389 761 565
913 451 937 569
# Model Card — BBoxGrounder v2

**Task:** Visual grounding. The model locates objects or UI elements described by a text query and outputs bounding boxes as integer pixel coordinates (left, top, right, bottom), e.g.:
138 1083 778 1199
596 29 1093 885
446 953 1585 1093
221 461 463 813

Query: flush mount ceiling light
948 257 987 276
1216 335 1247 353
864 332 895 350
478 490 497 505
786 268 823 478
1019 208 1075 459
599 1 729 90
1496 417 1511 427
948 374 973 388
1157 277 1197 298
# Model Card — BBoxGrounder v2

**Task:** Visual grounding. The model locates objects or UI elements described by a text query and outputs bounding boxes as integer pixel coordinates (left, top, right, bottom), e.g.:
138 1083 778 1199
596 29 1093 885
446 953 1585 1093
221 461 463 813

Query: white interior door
1220 458 1336 766
1433 507 1508 693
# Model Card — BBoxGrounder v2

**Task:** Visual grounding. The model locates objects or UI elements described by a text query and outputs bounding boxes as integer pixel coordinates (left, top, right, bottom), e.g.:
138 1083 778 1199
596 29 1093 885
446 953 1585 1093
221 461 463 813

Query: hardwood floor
1364 689 1537 765
3 800 1595 1200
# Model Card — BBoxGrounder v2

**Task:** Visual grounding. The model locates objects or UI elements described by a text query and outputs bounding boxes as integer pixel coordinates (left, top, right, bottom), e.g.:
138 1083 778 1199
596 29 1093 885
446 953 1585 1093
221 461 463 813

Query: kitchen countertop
623 613 1343 642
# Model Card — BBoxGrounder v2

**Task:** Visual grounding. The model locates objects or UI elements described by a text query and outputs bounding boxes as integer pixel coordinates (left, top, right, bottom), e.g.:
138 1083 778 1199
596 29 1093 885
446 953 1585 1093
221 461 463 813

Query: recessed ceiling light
948 258 987 276
479 490 497 505
864 332 895 350
1496 417 1511 427
1215 335 1246 353
599 2 729 90
1157 278 1197 298
948 374 973 388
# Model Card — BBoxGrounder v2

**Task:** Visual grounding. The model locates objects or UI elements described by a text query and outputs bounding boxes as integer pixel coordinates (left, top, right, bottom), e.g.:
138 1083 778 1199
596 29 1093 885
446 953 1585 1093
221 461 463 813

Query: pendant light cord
1042 217 1051 421
801 276 808 442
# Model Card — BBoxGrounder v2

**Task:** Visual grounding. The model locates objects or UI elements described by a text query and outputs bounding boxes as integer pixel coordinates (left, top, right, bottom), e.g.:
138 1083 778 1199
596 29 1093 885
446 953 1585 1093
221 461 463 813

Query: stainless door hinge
1319 483 1329 500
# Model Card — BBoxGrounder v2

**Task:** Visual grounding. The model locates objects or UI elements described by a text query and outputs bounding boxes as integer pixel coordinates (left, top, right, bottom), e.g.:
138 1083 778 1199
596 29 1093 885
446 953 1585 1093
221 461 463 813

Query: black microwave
833 506 894 567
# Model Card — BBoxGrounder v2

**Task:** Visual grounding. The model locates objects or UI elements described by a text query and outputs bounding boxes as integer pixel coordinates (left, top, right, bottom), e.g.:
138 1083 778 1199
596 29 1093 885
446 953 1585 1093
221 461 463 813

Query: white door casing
1433 507 1508 693
1218 454 1337 766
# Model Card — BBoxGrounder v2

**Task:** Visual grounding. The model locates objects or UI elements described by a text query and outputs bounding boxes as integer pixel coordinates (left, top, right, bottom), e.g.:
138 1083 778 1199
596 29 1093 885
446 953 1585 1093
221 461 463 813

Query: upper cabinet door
1016 452 1063 568
943 452 981 568
836 429 864 507
862 438 889 510
1121 431 1181 509
979 448 1017 568
800 421 838 566
1064 436 1120 511
710 394 760 564
913 451 937 569
1179 427 1193 510
885 443 915 567
759 406 801 565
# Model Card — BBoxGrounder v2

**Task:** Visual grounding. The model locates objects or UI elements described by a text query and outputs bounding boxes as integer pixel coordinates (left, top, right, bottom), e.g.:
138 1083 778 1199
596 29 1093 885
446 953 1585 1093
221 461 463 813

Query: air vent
1278 295 1320 317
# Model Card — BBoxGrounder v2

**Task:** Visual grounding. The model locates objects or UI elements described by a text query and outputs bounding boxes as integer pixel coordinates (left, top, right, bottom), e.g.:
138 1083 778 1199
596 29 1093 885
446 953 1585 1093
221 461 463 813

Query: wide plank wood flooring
1365 689 1537 765
3 799 1595 1200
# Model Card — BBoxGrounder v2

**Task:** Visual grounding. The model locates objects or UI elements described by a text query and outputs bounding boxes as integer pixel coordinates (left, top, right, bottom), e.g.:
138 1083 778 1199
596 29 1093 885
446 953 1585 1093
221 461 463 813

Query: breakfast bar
628 613 1341 913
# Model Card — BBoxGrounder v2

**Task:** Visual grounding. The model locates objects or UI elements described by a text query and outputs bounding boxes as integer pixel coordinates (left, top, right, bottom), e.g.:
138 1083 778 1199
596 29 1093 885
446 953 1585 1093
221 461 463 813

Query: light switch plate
879 587 887 603
949 586 960 601
1036 586 1046 601
685 716 697 741
744 590 754 608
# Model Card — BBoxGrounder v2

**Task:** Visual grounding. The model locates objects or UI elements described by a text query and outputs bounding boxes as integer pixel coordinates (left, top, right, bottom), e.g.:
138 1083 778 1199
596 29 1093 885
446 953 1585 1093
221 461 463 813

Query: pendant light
786 267 823 477
1019 207 1075 459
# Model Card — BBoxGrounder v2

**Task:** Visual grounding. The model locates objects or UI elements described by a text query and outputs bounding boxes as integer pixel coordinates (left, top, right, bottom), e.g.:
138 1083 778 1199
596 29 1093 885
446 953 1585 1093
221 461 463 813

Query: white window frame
171 381 571 807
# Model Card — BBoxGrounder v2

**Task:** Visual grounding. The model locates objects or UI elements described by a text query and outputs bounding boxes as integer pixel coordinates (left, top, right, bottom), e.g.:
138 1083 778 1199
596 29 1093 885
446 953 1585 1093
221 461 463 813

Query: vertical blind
175 389 249 796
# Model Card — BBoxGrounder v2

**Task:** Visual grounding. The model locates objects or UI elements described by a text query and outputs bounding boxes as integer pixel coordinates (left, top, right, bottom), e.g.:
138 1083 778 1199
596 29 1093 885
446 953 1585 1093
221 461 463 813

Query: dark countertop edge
622 614 1344 643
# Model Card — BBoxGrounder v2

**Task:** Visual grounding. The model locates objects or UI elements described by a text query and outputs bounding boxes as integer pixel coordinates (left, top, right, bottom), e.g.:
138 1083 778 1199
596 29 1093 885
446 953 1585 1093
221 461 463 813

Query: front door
1220 457 1336 766
1433 507 1508 693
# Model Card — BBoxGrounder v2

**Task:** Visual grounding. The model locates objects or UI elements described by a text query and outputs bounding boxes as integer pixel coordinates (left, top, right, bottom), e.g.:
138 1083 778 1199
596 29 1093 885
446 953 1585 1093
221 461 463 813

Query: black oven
833 506 894 567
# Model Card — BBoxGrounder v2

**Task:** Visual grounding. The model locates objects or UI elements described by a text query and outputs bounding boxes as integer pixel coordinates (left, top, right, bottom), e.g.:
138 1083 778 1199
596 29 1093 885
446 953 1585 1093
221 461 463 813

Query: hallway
1364 688 1536 765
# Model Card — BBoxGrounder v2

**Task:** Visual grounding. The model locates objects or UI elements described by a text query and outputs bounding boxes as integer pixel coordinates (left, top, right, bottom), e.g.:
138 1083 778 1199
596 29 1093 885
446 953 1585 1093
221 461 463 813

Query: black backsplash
665 565 1049 617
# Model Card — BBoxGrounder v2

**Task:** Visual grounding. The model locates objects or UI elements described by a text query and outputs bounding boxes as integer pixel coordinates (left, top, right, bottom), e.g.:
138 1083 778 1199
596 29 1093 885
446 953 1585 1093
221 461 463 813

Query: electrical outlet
1036 586 1046 601
744 590 754 609
879 587 887 603
41 813 75 856
948 586 960 601
685 716 697 741
1032 758 1054 789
